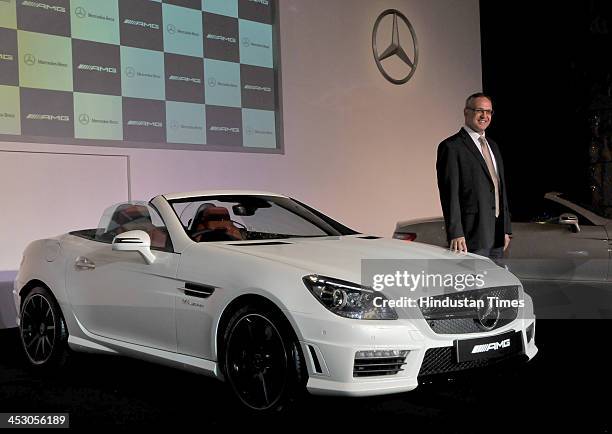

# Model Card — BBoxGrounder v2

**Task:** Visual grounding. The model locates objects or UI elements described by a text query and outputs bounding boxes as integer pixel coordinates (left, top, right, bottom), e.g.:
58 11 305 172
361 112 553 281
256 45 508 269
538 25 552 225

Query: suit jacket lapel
459 129 494 185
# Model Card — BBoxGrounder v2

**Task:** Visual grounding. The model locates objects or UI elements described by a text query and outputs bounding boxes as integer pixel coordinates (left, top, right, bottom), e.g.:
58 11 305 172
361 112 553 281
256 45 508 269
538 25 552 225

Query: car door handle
75 256 96 270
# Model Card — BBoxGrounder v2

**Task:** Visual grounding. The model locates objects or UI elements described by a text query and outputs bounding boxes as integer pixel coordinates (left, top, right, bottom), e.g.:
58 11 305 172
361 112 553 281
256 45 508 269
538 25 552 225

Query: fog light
353 349 409 378
355 349 409 358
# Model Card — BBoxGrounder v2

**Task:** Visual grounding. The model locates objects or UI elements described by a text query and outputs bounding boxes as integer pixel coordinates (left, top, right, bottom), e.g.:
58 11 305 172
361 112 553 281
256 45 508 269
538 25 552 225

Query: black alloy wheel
20 287 68 367
224 308 305 412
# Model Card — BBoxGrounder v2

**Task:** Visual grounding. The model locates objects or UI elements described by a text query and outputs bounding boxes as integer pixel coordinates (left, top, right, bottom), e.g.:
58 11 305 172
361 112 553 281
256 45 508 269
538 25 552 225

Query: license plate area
455 330 523 363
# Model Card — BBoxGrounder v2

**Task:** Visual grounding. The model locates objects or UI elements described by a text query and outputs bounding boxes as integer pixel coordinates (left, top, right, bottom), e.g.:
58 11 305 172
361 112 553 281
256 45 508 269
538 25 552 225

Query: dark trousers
469 217 505 265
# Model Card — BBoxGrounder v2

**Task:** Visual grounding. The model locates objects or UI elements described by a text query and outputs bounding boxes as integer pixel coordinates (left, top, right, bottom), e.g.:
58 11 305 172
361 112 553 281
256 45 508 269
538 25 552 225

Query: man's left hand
503 234 511 251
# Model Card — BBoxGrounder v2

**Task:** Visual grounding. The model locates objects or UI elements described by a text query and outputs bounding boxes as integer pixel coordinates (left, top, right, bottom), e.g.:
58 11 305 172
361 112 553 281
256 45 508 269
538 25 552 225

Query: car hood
206 235 510 291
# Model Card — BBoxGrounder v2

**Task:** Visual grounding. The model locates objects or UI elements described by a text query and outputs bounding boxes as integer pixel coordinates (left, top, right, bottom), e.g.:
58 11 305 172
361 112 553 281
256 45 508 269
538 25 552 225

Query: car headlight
302 274 398 320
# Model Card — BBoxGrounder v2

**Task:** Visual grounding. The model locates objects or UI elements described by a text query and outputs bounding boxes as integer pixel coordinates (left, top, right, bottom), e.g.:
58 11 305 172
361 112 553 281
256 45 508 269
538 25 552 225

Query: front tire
223 305 306 413
19 286 68 368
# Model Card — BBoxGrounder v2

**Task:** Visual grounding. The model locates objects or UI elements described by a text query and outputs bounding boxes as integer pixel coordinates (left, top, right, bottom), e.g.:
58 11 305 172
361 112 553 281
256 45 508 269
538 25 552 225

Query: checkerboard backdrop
0 0 278 150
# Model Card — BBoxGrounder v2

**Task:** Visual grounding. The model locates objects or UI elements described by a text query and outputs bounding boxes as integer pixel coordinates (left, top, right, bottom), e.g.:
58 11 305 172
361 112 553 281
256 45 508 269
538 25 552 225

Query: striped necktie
478 135 500 218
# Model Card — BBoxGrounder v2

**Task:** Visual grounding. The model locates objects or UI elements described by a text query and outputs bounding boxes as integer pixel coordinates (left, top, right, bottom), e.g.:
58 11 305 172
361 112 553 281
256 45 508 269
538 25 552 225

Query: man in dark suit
436 93 511 260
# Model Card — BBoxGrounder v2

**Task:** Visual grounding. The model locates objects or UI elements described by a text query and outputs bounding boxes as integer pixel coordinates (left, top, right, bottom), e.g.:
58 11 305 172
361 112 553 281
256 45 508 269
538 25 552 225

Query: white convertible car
14 190 537 411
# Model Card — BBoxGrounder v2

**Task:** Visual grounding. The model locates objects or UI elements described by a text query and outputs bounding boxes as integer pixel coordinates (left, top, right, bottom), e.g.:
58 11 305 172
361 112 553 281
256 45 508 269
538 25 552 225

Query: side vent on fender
182 282 215 299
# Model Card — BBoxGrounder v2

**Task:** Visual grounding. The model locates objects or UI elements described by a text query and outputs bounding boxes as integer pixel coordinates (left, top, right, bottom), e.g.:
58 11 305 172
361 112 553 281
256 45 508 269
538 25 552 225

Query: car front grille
418 346 524 377
420 286 520 334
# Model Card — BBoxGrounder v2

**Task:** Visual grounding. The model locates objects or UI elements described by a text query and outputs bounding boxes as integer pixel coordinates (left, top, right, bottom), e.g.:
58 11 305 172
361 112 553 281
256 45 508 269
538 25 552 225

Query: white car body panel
63 236 180 352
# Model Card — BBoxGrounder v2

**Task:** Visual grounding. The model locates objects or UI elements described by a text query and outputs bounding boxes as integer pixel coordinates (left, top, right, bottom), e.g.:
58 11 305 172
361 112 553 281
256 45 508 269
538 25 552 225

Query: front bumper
293 312 537 397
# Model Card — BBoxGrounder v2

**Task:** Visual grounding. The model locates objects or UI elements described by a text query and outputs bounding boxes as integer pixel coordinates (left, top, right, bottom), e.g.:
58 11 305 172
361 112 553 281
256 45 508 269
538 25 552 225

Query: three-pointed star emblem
372 9 419 85
24 54 36 66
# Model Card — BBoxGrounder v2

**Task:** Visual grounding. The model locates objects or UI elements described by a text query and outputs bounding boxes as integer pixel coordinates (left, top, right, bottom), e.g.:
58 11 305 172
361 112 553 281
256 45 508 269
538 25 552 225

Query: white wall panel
0 151 129 271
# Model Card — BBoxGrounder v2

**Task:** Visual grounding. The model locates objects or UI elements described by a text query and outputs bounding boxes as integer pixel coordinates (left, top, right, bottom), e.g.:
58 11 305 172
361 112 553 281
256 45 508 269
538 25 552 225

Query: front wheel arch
216 295 300 366
217 295 308 412
19 279 50 307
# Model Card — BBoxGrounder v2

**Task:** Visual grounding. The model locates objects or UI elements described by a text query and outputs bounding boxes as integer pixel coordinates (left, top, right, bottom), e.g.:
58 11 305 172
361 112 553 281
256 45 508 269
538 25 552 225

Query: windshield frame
167 194 359 242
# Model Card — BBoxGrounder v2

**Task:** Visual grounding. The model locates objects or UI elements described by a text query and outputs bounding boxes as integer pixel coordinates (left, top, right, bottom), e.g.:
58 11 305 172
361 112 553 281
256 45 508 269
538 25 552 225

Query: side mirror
112 230 156 264
559 213 580 233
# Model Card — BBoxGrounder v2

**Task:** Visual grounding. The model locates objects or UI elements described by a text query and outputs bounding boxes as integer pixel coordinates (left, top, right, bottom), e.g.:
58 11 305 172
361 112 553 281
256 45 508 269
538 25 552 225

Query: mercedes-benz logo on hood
372 9 418 85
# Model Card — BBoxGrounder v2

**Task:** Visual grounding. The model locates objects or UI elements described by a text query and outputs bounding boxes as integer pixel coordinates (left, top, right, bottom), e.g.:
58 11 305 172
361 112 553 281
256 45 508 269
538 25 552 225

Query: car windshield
169 195 358 242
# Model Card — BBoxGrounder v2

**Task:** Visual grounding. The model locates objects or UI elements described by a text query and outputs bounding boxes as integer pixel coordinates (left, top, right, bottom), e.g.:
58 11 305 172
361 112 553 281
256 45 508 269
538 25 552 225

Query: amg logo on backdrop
244 84 271 92
21 1 66 12
26 113 70 122
78 64 117 74
249 0 269 5
123 19 159 30
210 126 240 133
206 34 237 43
168 75 201 84
0 54 14 61
127 120 163 127
471 339 511 354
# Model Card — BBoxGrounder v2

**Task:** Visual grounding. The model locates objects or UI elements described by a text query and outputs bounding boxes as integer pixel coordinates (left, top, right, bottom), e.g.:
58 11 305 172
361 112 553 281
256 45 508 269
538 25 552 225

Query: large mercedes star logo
78 114 90 125
24 53 36 66
208 77 217 87
167 24 177 34
125 67 135 78
372 9 418 85
476 294 500 331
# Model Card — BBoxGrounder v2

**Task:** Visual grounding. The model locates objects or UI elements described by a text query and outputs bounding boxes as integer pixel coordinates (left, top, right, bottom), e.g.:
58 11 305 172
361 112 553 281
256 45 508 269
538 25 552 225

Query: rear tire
19 286 69 369
222 305 307 413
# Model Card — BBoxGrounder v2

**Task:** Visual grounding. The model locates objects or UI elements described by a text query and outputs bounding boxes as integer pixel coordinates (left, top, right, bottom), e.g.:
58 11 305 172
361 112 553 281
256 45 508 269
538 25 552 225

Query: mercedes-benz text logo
475 294 500 331
75 6 86 18
372 9 418 85
125 67 135 78
208 77 217 87
167 24 176 34
78 114 90 125
24 53 36 66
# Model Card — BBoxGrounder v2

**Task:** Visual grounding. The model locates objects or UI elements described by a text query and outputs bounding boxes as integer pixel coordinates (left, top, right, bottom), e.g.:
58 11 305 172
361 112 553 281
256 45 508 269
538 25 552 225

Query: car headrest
109 204 152 229
201 207 231 222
